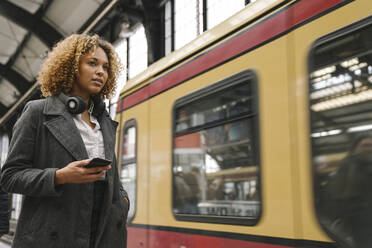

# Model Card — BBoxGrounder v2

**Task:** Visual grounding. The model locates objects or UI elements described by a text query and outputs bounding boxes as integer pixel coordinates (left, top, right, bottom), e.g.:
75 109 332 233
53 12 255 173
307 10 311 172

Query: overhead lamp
312 73 352 90
312 73 332 83
312 129 342 138
341 58 359 68
349 62 368 71
311 66 336 78
348 124 372 133
354 80 362 87
311 89 372 112
310 82 352 100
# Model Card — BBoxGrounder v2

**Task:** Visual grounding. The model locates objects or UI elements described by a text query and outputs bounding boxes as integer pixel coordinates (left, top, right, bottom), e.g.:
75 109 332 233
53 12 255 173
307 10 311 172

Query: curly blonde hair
38 34 122 99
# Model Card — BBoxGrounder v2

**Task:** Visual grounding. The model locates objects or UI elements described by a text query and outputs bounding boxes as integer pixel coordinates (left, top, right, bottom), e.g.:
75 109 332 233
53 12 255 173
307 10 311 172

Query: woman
1 34 129 248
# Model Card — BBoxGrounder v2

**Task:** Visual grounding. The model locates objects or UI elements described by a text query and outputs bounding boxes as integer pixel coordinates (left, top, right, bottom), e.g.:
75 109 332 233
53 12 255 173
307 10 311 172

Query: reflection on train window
121 120 137 221
173 71 260 224
175 83 253 132
310 21 372 248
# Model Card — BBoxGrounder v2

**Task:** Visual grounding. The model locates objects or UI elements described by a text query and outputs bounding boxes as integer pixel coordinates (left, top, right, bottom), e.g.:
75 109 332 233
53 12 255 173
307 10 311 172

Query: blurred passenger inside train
173 167 201 214
207 178 224 200
325 134 372 248
173 171 192 212
182 167 201 214
0 34 129 248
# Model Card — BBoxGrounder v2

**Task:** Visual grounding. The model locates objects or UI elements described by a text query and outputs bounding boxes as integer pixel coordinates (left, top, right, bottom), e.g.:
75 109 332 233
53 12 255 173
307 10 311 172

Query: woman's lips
92 79 103 86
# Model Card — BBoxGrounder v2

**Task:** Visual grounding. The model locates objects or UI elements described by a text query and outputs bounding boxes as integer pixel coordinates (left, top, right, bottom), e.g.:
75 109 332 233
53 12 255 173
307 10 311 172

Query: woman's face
73 46 109 99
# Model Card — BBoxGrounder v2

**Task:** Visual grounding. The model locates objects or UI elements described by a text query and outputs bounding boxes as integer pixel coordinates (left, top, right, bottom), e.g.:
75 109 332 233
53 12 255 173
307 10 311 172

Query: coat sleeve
0 186 9 234
1 102 62 197
113 156 130 211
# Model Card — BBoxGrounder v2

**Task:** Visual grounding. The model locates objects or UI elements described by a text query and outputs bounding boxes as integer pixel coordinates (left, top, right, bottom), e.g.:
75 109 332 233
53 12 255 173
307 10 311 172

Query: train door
118 100 150 248
291 0 372 247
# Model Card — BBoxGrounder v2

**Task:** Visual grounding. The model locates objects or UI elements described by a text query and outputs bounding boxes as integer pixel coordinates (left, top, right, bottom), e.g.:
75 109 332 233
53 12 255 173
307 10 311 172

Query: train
115 0 372 247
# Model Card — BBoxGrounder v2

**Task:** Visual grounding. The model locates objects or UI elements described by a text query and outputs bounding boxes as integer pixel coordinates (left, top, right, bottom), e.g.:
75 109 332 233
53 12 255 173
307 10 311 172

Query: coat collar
42 96 117 162
43 94 68 116
43 96 88 161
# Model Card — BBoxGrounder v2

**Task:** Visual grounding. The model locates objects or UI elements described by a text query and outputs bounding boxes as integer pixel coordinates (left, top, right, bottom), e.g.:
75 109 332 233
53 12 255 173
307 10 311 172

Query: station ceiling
0 0 164 133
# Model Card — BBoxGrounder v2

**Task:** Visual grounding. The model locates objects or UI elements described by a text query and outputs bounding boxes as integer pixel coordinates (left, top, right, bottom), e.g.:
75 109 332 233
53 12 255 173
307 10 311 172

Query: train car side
115 0 372 247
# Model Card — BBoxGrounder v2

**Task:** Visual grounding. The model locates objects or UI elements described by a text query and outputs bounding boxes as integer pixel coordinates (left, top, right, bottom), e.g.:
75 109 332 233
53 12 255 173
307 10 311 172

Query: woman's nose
96 66 105 75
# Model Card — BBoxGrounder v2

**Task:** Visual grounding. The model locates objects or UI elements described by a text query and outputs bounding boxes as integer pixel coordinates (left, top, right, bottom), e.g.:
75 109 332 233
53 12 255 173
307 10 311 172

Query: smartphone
85 158 112 168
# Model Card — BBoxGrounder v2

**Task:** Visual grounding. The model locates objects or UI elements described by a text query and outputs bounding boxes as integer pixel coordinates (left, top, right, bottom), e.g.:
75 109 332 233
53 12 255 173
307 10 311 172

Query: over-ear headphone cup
66 96 86 114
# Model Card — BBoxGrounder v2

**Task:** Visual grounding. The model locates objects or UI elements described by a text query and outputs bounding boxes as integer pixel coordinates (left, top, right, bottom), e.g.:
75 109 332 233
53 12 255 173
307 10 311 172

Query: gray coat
1 96 129 248
0 186 9 235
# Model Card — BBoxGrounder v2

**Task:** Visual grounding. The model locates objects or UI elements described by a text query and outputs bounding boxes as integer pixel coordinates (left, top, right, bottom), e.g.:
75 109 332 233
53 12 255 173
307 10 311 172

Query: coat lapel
96 113 119 245
99 114 117 162
43 96 88 161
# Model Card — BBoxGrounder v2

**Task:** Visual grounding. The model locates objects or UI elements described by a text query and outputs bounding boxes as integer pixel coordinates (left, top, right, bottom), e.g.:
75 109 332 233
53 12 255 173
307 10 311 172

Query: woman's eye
88 61 96 66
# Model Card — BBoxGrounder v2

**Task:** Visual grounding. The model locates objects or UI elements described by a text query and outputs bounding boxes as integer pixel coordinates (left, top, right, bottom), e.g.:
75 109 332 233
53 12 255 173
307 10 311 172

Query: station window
172 70 261 225
128 25 148 79
121 119 137 221
207 0 245 29
309 18 372 247
165 0 251 54
174 0 201 50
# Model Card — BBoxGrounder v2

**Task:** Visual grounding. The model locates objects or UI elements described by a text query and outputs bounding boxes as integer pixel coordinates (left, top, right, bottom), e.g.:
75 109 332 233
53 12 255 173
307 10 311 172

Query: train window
172 70 261 225
121 119 137 221
309 18 372 248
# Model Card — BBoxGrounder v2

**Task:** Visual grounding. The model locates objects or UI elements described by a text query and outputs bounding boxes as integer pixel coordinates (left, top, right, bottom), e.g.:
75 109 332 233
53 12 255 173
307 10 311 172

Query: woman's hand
55 159 111 185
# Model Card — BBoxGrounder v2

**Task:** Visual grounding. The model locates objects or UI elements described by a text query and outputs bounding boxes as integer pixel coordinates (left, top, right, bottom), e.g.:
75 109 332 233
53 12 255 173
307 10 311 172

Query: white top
73 113 105 159
73 111 106 180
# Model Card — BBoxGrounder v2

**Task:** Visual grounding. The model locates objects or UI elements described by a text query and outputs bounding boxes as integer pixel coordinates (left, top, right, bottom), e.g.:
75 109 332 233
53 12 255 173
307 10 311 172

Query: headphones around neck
58 93 106 116
58 93 86 114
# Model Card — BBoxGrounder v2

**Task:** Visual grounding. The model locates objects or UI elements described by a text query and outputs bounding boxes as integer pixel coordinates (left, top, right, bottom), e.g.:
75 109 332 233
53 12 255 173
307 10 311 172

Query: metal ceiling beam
7 0 54 67
120 6 144 23
0 82 39 127
158 0 170 8
142 0 165 64
79 0 115 34
0 0 55 132
0 0 63 48
98 0 164 64
5 33 32 68
0 64 30 94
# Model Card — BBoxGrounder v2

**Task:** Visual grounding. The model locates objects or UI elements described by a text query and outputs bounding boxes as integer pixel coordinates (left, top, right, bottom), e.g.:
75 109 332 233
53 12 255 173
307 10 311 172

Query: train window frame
308 15 372 247
120 118 138 223
171 69 262 226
